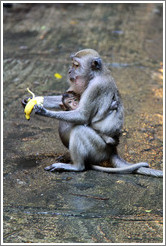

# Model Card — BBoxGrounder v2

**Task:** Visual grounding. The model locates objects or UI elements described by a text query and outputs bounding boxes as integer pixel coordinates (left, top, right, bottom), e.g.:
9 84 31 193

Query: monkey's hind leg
44 163 84 172
44 125 90 172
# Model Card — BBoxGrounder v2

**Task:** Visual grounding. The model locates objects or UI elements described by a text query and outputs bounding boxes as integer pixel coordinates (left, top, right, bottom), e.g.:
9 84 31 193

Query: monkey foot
44 163 83 172
44 163 60 172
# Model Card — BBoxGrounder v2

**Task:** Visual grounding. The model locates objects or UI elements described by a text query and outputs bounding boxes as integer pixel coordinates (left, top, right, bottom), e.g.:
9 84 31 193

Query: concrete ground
3 3 163 243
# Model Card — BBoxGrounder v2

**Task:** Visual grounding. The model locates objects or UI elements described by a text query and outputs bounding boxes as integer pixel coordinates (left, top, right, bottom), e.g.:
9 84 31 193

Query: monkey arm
36 84 100 124
35 105 88 124
43 95 62 109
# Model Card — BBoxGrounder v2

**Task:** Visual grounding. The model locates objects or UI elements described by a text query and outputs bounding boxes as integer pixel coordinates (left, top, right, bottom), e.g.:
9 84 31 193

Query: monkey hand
21 97 32 109
24 88 44 120
34 105 47 116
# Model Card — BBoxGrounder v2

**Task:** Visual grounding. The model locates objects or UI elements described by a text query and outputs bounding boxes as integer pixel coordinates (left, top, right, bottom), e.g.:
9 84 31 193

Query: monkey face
68 59 87 94
68 58 82 81
68 65 77 82
68 49 103 95
65 96 79 110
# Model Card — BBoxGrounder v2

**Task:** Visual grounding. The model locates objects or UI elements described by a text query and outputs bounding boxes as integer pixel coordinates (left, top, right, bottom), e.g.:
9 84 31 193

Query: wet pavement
3 3 163 243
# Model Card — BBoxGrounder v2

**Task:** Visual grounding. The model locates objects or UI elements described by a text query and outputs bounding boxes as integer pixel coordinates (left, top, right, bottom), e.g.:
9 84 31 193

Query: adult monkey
33 49 162 177
59 91 119 146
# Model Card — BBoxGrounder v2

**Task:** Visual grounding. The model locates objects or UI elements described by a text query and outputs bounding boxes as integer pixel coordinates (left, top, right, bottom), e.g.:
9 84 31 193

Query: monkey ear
91 57 102 70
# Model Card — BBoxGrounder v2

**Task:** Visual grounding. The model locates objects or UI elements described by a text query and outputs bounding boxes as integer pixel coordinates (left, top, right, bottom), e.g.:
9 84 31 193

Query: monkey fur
34 49 163 177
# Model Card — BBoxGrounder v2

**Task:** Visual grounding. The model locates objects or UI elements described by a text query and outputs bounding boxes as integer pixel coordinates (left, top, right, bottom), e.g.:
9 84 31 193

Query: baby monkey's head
62 91 80 111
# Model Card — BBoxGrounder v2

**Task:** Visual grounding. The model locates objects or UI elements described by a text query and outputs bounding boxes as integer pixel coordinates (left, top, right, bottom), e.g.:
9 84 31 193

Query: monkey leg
44 163 83 172
45 125 107 172
69 125 107 169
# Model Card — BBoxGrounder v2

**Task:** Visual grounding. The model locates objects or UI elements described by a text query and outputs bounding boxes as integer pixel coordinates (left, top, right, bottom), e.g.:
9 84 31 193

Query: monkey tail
133 166 163 177
92 162 149 174
111 154 163 177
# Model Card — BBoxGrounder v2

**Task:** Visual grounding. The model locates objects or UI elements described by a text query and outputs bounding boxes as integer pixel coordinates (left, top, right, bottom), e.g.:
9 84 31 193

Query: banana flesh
24 88 37 120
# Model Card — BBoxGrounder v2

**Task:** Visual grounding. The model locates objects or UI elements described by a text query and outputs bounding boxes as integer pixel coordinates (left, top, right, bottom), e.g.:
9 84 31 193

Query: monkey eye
73 61 79 68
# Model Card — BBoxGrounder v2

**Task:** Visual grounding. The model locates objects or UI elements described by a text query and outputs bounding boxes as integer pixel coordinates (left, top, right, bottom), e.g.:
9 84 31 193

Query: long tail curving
133 166 163 177
111 154 163 177
91 162 149 174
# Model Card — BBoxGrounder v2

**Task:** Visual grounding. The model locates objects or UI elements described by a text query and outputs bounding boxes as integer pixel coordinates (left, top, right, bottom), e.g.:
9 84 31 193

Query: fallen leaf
70 20 78 25
54 73 62 79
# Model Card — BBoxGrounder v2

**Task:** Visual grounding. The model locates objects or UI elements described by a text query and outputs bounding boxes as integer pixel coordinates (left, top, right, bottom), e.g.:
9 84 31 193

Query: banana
24 88 37 120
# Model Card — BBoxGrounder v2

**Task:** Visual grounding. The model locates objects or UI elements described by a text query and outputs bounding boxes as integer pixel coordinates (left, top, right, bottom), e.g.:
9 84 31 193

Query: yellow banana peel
24 88 37 120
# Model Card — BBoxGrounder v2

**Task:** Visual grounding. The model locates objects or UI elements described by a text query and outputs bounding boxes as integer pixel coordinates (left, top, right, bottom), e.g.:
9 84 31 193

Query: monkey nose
70 77 75 82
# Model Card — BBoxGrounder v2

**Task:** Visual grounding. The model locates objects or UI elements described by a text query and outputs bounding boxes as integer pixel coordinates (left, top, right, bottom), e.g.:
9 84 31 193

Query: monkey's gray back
81 72 124 137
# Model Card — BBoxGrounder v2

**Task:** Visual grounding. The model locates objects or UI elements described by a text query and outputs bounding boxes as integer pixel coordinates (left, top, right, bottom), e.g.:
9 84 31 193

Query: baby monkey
60 91 80 111
61 91 119 145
